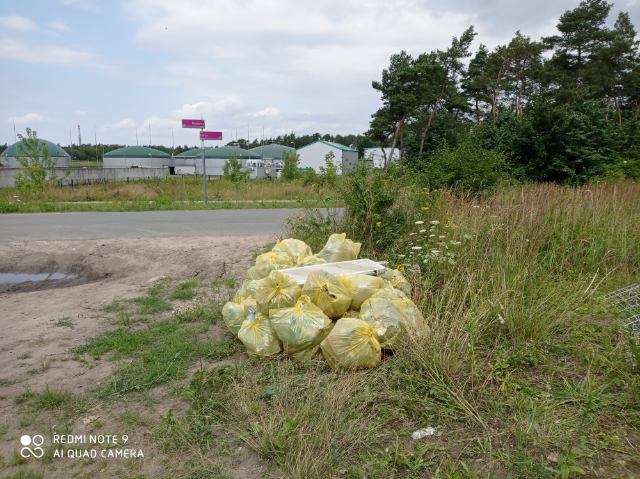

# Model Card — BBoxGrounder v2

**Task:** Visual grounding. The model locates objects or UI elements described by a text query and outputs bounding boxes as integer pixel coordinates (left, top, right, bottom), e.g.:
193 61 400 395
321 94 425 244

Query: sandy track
0 234 274 477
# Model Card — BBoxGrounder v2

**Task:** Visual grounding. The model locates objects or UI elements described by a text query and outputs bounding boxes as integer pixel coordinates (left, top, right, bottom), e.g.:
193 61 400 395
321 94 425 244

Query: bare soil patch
0 234 273 478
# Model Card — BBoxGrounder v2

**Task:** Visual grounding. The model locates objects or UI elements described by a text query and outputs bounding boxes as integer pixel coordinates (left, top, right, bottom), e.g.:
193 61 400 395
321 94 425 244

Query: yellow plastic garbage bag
338 274 386 310
270 295 332 360
246 266 263 280
238 312 282 357
272 238 313 264
254 251 293 278
255 270 301 314
320 317 381 370
315 233 361 262
302 270 352 318
296 255 326 266
235 279 258 300
359 288 423 348
380 268 412 296
222 296 257 336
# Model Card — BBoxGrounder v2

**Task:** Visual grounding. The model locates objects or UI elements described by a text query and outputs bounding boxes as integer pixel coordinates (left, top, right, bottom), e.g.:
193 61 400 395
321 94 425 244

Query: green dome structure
0 139 70 168
176 145 261 160
175 145 260 176
103 145 173 169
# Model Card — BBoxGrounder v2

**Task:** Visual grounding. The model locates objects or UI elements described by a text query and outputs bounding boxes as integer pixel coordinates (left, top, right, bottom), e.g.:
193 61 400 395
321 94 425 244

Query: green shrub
420 134 508 192
340 168 420 257
222 154 248 182
281 151 300 181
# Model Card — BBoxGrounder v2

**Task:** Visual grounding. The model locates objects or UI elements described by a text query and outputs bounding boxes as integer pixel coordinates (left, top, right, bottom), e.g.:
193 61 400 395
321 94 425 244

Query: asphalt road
0 209 302 241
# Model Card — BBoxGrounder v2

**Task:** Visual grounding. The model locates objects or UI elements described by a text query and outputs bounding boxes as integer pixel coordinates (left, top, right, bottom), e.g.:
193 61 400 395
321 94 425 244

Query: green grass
48 180 640 478
74 306 241 397
0 177 341 213
170 279 199 301
157 181 640 478
14 387 88 428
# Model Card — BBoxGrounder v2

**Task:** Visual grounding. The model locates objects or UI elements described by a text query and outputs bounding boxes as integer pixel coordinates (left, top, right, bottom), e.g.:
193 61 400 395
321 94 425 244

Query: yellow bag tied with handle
238 311 282 357
302 270 352 318
320 317 381 370
380 268 412 296
272 238 313 264
338 274 386 310
222 296 257 336
255 270 301 314
315 233 362 262
270 295 332 360
359 288 423 348
254 251 294 278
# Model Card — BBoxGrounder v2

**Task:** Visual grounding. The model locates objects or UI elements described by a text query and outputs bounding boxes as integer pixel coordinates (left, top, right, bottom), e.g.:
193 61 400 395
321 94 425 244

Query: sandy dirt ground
0 234 275 478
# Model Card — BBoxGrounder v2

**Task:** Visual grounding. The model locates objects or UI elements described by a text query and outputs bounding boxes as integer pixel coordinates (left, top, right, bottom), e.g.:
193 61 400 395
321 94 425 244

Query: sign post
199 131 223 205
181 119 210 204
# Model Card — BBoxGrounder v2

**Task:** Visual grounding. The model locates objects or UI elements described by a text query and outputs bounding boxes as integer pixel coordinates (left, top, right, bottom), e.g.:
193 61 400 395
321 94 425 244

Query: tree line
368 0 640 183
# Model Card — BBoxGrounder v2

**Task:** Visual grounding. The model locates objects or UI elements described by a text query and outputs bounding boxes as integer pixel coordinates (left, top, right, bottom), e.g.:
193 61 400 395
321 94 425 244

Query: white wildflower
419 229 426 233
411 246 422 250
430 220 440 225
415 220 425 225
439 235 445 239
450 240 461 246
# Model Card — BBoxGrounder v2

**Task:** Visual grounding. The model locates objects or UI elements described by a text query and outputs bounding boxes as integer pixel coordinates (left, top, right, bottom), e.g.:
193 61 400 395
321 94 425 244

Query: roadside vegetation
7 175 638 479
0 176 340 213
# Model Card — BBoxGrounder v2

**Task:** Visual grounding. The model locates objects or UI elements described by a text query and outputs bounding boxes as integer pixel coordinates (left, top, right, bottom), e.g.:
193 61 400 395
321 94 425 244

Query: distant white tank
0 139 71 168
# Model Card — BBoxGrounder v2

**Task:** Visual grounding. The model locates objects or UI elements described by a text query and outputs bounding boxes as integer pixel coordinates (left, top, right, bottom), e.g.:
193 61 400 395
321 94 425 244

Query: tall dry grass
0 177 335 203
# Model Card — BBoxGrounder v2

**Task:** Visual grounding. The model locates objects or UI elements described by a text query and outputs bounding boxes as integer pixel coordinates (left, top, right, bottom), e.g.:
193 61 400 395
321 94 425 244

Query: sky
1 0 639 148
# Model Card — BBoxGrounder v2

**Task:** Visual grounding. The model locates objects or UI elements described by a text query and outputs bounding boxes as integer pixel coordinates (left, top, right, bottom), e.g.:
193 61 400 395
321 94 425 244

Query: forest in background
368 0 640 183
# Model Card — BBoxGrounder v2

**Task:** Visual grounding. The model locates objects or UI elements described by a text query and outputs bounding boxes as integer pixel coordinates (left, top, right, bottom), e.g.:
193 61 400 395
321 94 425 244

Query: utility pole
77 124 82 145
135 128 139 146
94 124 98 166
12 119 16 142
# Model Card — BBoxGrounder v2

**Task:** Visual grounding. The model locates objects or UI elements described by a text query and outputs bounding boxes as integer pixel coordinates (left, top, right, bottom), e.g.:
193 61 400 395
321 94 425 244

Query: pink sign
200 131 223 140
182 119 205 129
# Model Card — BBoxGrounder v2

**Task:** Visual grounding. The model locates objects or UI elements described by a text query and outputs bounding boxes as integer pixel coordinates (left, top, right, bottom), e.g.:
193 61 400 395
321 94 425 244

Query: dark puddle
0 271 87 293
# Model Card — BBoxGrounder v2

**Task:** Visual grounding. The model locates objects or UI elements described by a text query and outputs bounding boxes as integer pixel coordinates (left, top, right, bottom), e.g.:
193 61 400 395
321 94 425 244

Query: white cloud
9 113 44 124
0 37 112 71
48 19 71 32
177 98 241 118
105 118 136 129
251 107 280 119
0 14 37 31
122 0 475 134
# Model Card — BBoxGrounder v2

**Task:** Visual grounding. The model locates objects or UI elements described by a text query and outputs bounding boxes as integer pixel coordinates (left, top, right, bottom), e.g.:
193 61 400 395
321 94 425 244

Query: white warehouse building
297 140 359 174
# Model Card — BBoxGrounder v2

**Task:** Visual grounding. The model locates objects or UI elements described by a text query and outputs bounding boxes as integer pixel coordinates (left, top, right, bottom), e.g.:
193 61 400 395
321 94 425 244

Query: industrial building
175 145 261 176
103 146 172 169
364 147 399 169
248 143 296 178
0 139 71 168
297 140 358 174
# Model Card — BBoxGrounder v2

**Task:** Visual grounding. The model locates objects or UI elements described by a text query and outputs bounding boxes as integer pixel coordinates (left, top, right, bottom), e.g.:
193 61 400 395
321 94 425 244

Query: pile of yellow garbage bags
222 234 423 370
